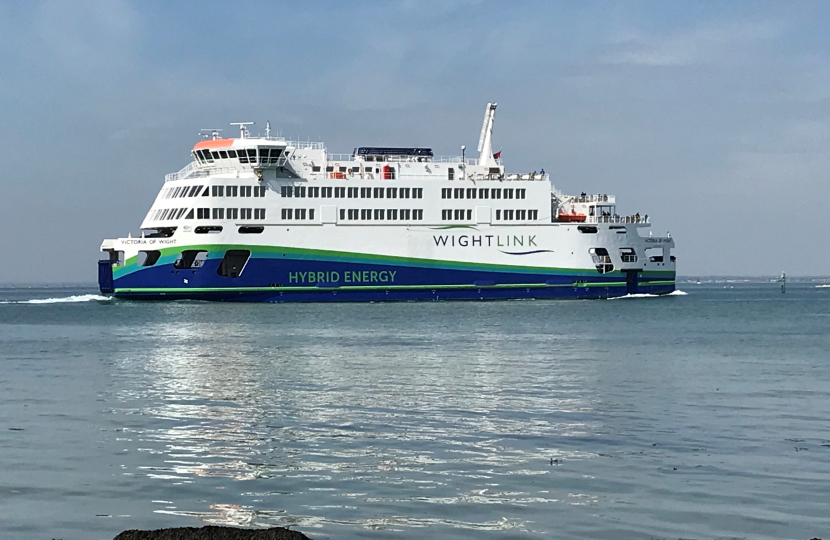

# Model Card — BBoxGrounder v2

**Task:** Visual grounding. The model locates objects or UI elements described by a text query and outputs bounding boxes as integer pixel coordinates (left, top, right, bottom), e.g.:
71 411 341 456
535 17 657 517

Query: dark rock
113 526 312 540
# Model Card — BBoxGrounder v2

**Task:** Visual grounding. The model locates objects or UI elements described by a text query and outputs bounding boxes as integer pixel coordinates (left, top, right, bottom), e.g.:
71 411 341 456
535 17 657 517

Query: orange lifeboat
558 211 586 222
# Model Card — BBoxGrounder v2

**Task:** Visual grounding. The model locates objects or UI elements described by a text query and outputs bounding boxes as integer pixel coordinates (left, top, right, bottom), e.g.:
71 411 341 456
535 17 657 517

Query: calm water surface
0 284 828 540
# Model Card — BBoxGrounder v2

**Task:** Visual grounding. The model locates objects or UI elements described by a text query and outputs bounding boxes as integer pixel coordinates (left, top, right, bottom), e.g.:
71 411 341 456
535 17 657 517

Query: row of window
211 185 266 198
152 207 266 221
162 185 266 199
496 209 539 221
441 187 526 200
280 186 424 199
280 208 316 220
440 209 540 221
341 208 424 221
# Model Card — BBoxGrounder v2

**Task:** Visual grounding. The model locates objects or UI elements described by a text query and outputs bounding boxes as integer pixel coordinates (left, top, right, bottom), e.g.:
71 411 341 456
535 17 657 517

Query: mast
477 102 497 167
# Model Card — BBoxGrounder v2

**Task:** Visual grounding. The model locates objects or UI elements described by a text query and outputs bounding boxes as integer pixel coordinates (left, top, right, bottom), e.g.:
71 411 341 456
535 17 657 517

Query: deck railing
587 215 649 224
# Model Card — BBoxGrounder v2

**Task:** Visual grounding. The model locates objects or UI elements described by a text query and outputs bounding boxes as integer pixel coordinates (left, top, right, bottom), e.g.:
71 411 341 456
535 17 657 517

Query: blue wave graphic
499 249 554 256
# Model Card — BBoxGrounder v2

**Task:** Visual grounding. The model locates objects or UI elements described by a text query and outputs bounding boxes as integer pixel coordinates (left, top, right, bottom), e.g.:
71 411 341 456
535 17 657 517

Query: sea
0 283 828 540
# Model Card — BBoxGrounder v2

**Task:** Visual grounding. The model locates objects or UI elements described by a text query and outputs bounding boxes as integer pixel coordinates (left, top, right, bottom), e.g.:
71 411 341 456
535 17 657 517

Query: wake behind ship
98 104 676 302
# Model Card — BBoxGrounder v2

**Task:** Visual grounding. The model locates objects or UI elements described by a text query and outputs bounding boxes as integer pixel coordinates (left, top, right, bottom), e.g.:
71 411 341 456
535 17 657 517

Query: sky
1 0 829 283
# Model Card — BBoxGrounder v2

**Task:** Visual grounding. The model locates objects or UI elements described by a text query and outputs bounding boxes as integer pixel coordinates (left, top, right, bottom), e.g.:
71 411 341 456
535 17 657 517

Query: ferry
98 104 676 301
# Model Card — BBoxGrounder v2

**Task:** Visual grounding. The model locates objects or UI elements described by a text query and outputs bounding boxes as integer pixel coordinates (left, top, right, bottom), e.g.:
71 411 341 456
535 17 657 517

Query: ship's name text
120 238 176 245
288 270 397 284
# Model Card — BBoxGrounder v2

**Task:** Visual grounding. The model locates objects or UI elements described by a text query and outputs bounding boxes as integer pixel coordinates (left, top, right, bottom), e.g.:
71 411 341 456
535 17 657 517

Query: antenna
230 122 255 139
200 128 223 140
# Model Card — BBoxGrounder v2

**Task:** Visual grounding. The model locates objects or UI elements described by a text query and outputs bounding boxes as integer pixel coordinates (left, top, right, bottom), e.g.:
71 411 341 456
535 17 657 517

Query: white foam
816 285 830 288
608 290 687 300
1 294 112 305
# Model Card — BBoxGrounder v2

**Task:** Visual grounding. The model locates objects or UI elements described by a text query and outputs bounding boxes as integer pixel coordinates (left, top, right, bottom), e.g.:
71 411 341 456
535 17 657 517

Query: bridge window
321 187 332 198
413 209 423 219
491 189 501 199
241 208 252 219
212 186 224 197
227 150 237 158
400 209 411 220
442 188 451 199
504 189 514 199
281 208 293 220
254 208 266 219
387 209 397 220
442 209 451 220
197 208 209 219
217 250 250 278
335 187 346 198
240 186 252 197
387 187 397 198
226 208 238 220
212 208 224 220
373 187 385 198
374 209 385 220
479 188 489 199
361 209 372 220
400 188 411 198
413 188 423 199
348 187 358 198
454 188 464 199
517 189 526 199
